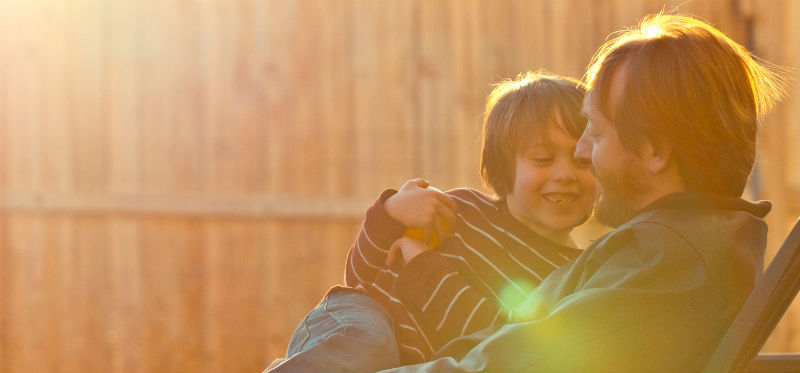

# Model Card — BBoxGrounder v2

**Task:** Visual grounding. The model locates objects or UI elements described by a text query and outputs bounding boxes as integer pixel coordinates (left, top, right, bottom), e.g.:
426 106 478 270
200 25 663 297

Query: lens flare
499 279 538 320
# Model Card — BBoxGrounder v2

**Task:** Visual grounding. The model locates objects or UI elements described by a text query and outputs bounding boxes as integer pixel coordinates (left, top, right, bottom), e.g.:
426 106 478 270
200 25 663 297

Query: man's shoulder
586 219 693 262
585 210 718 266
606 209 724 254
625 205 766 246
603 205 766 271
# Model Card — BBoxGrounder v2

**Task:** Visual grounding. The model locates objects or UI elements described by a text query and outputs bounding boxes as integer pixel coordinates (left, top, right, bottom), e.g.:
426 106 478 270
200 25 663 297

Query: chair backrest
704 217 800 372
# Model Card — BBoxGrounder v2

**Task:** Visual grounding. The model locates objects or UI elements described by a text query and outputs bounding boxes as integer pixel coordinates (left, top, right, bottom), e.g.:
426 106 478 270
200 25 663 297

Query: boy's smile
506 122 597 247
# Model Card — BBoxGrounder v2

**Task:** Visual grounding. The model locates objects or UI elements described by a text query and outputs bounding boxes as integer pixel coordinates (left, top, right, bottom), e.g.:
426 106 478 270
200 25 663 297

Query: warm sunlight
1 1 798 372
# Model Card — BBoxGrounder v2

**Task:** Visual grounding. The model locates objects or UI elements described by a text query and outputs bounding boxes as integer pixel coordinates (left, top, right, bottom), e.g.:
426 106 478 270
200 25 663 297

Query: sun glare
499 279 538 318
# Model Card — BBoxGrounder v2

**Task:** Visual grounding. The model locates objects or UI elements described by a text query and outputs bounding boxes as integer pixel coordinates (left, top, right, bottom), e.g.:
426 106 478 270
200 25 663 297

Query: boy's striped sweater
344 188 581 364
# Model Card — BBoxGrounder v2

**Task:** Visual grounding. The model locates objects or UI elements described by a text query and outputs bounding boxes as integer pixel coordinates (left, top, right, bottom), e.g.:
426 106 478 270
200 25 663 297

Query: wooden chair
704 217 800 372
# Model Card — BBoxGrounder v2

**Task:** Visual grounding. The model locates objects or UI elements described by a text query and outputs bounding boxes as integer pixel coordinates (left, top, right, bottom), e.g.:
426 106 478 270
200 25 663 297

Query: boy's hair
480 70 586 197
584 13 788 197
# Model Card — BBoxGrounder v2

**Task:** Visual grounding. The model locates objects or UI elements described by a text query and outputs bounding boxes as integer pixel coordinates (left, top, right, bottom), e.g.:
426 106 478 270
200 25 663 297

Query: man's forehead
584 65 628 117
582 92 603 121
608 65 628 106
581 93 595 115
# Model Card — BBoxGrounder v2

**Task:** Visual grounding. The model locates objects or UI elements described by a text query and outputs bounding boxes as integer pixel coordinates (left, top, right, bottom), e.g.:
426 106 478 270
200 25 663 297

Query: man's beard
594 165 651 228
595 187 631 228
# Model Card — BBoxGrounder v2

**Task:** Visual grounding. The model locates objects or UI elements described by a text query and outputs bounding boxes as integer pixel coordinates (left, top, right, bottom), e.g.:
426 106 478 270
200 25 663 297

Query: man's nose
574 130 592 163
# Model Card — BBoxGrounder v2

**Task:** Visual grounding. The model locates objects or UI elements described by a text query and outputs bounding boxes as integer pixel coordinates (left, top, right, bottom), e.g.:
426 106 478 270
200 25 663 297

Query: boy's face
505 120 597 243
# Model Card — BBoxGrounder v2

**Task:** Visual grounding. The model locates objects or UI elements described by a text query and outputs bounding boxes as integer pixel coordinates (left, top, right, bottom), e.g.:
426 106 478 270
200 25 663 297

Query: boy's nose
553 159 578 182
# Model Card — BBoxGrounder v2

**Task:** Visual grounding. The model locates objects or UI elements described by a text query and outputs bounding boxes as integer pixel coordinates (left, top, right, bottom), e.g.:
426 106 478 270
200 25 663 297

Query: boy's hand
386 236 433 267
385 178 457 244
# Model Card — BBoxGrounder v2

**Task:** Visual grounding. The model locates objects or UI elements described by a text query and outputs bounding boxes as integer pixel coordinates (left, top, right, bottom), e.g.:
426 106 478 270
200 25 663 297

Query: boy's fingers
401 178 427 191
386 240 401 266
422 226 434 244
434 217 450 242
435 192 458 212
435 202 457 227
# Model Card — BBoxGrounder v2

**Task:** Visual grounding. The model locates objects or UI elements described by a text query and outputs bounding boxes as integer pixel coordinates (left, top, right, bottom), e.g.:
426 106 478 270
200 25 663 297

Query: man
378 13 787 372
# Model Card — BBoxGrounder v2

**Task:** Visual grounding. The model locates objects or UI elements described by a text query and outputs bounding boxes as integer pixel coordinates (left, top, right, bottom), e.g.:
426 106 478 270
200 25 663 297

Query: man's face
574 71 652 227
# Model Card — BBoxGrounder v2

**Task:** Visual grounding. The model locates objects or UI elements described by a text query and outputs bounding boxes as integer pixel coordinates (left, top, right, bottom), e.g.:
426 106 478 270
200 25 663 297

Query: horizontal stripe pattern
345 188 582 363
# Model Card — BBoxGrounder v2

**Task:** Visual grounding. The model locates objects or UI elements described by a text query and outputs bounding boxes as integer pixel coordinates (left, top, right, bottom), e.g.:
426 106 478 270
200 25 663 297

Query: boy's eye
532 157 553 164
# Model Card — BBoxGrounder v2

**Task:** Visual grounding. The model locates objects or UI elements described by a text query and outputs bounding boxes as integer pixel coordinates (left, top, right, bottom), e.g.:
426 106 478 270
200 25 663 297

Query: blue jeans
268 290 400 372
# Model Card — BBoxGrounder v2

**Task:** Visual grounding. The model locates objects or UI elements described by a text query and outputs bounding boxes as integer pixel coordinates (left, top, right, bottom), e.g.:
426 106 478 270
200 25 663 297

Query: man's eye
575 158 592 168
533 158 553 164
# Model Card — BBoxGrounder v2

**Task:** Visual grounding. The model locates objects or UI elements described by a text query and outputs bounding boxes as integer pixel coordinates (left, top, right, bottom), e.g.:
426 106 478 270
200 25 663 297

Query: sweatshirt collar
639 192 771 219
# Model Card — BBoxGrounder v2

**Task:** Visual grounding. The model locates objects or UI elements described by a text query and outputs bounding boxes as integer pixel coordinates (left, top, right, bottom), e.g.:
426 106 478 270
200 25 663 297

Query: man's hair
584 13 788 197
480 70 586 197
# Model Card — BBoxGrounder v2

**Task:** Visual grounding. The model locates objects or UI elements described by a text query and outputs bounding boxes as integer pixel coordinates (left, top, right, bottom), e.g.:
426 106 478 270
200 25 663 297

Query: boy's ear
642 138 672 174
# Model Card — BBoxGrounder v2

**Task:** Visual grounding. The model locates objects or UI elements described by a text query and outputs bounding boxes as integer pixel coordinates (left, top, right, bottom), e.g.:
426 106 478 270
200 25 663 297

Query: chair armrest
746 353 800 372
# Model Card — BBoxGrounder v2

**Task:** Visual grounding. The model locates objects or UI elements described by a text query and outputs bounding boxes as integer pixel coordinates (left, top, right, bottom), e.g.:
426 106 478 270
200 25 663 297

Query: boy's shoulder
445 187 501 210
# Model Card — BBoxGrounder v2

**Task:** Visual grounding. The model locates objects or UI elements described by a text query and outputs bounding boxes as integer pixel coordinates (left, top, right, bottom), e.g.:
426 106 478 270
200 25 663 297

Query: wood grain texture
0 1 798 371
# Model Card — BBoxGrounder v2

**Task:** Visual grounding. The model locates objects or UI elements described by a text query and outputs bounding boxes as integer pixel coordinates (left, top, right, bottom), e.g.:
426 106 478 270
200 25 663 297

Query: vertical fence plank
41 0 73 193
4 1 44 192
2 3 47 368
447 0 483 190
67 0 108 194
73 216 115 371
0 0 10 367
108 218 144 371
4 216 47 371
785 0 800 192
318 1 357 197
140 2 204 195
137 218 206 372
108 0 142 195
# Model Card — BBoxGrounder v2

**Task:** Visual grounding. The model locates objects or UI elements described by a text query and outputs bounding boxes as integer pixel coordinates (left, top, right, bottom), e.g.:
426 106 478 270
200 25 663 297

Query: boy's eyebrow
524 141 554 148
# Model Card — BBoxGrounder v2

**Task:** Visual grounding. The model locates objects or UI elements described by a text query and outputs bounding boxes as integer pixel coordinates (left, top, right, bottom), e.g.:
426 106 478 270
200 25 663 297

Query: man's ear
642 138 672 174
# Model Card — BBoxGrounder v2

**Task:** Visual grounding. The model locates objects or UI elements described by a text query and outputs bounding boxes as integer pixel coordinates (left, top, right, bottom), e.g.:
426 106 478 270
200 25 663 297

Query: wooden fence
1 0 799 371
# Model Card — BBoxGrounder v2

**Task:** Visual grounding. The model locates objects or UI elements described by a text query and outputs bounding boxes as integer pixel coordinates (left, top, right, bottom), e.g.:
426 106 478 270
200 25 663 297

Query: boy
268 71 597 372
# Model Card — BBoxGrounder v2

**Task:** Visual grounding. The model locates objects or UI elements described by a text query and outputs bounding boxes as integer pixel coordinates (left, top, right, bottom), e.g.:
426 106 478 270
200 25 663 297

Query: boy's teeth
546 194 575 203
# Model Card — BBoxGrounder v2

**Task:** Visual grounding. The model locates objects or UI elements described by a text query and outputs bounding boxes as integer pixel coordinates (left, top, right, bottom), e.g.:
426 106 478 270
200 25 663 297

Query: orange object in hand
403 219 450 249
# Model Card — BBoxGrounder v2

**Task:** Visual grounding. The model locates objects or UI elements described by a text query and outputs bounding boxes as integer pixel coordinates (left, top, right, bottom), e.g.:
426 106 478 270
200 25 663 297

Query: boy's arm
392 244 513 350
345 179 458 287
344 189 407 287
